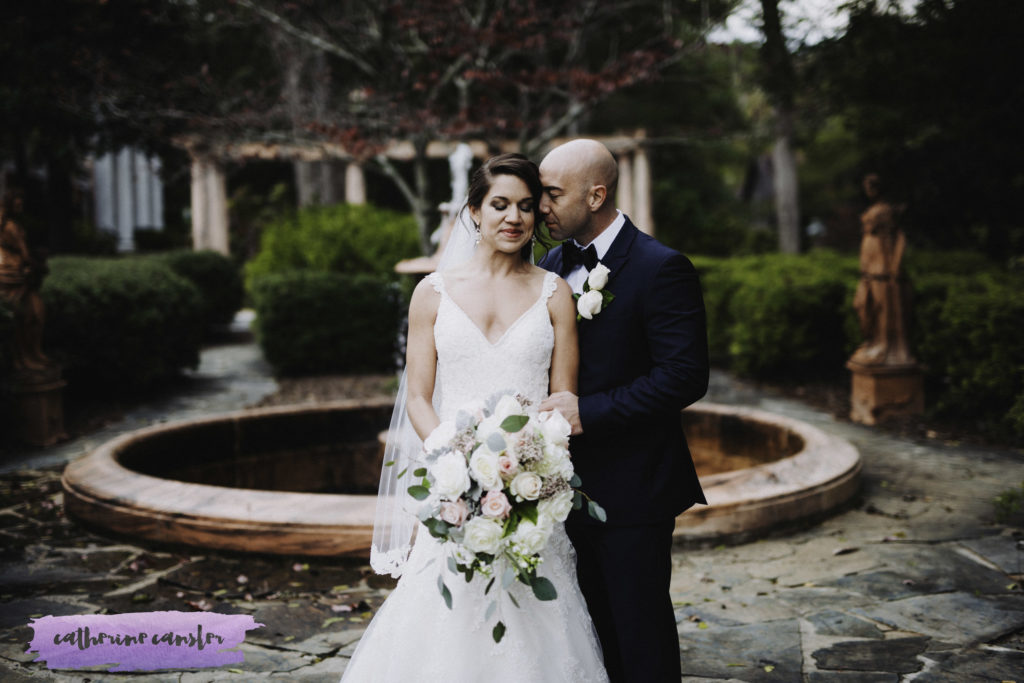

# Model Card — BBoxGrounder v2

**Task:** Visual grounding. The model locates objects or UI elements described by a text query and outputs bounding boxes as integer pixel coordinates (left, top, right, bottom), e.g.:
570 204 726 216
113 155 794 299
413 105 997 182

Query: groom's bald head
542 139 618 199
539 139 619 244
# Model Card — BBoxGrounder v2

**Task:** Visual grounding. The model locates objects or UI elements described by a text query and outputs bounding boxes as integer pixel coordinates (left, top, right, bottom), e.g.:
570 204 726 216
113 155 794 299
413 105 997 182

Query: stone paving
1 324 1022 682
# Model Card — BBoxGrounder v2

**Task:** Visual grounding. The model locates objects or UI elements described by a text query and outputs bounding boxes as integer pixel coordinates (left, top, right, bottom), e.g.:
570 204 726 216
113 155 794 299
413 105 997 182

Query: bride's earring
474 223 481 245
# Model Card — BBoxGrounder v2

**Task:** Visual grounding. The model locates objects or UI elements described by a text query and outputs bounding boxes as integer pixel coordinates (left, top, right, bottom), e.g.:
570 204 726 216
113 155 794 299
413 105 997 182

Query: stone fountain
62 400 860 555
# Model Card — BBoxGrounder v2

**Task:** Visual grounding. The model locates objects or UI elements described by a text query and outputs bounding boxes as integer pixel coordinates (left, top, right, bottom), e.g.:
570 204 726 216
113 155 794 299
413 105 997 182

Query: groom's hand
540 392 583 435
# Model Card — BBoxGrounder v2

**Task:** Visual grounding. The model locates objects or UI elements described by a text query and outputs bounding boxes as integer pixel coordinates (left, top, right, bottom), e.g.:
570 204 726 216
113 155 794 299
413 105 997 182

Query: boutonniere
575 263 615 321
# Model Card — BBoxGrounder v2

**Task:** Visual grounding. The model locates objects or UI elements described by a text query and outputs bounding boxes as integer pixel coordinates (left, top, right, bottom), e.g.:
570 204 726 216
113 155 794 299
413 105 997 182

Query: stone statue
395 143 474 274
850 174 914 366
0 187 52 373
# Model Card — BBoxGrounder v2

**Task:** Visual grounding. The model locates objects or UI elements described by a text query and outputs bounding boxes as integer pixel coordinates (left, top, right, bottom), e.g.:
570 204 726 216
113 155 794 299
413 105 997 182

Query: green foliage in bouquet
402 392 605 642
42 256 204 391
244 203 420 288
249 270 402 376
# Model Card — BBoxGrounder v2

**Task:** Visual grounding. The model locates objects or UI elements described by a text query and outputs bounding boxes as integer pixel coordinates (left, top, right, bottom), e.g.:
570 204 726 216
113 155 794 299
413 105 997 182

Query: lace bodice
428 270 557 420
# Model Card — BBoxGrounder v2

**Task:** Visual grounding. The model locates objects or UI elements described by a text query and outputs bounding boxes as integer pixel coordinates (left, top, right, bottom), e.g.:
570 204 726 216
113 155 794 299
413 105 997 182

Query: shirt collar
573 210 625 261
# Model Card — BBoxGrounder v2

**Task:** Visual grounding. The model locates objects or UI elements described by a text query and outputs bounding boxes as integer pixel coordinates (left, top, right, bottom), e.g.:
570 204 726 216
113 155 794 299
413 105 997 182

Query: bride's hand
539 391 583 435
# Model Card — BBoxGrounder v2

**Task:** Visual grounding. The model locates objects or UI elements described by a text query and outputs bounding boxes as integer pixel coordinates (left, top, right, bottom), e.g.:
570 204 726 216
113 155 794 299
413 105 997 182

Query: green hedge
694 251 859 378
912 271 1024 440
149 250 243 328
42 256 205 391
694 249 1024 441
245 203 420 288
250 270 402 376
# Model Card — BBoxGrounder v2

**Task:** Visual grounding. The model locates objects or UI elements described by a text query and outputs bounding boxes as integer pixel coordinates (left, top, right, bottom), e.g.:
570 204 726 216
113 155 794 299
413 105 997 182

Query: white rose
538 489 574 523
431 451 470 499
463 517 505 554
493 394 525 423
510 471 543 501
511 518 552 556
539 410 571 448
576 290 603 320
469 449 502 489
587 263 611 290
424 420 457 453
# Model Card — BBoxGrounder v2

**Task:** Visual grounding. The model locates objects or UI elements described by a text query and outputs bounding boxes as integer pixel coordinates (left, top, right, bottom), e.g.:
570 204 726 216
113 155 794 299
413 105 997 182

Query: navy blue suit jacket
539 219 708 525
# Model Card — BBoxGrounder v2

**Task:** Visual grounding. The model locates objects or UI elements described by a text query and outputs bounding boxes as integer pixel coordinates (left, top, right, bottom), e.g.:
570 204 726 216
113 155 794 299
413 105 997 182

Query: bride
341 154 609 682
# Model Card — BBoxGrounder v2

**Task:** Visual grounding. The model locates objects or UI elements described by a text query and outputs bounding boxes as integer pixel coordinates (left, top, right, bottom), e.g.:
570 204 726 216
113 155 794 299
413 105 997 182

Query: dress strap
541 270 559 302
426 271 446 296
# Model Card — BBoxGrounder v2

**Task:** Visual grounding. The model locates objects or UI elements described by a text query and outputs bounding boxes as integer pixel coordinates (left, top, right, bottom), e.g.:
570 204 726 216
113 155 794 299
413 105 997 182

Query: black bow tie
561 242 599 275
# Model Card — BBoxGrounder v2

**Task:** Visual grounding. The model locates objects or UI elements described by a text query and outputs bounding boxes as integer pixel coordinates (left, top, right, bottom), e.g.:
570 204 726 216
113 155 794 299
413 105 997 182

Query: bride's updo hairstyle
465 153 548 262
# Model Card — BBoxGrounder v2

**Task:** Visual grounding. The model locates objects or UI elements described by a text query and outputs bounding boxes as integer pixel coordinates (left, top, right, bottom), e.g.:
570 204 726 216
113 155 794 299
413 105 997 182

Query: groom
538 139 708 682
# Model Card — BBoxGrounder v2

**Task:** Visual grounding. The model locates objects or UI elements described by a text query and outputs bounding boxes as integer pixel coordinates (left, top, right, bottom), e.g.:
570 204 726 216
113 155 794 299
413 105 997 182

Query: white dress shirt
564 210 626 294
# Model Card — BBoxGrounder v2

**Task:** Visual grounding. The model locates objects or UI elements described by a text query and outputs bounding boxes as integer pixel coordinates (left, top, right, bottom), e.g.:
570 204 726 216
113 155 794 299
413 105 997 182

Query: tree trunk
760 0 801 253
773 110 800 253
411 137 433 254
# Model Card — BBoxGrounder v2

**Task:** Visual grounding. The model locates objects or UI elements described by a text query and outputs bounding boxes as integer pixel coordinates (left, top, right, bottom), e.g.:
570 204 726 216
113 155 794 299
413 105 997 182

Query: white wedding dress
341 271 608 682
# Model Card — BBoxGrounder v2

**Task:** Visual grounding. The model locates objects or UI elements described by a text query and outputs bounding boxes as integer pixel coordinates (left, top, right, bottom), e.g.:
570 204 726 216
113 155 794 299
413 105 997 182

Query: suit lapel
597 219 638 283
543 244 565 275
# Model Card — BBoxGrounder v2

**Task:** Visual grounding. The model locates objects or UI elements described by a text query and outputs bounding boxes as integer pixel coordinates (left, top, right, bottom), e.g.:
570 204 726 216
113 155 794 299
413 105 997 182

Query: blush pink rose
439 499 469 527
497 454 519 479
480 490 512 519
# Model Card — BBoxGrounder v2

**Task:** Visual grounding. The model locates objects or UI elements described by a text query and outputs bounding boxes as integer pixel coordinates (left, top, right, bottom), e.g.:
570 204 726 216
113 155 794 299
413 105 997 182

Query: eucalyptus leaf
500 415 529 433
384 460 395 467
487 433 506 452
502 566 516 590
572 492 583 510
456 410 474 430
531 576 558 601
413 467 427 477
570 474 582 487
424 518 452 539
508 592 520 609
397 467 408 479
437 575 453 610
485 600 497 622
492 621 506 643
447 556 458 573
485 577 496 595
588 500 608 523
407 485 430 500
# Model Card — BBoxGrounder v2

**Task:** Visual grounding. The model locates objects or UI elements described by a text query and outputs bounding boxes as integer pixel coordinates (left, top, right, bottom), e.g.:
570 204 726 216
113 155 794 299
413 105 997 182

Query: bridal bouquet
402 391 605 642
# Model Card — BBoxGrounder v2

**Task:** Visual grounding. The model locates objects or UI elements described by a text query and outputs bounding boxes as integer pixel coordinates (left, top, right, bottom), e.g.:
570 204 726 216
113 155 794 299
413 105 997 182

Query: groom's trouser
567 519 679 683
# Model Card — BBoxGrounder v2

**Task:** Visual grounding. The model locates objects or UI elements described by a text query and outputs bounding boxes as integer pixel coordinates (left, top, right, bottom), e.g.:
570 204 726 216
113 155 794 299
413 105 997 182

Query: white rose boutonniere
574 262 615 321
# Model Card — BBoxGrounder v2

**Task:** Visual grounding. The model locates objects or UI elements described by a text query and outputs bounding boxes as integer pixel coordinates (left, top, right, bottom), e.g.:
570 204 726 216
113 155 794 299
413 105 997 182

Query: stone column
115 148 135 251
133 151 152 229
190 155 230 255
150 156 165 230
92 153 116 234
633 143 655 235
345 162 367 205
617 152 634 219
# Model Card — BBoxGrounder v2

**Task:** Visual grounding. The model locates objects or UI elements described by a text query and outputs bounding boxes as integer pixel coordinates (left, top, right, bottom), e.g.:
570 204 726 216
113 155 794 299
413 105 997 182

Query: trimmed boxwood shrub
694 249 1024 442
245 203 420 288
149 250 244 328
42 256 205 391
912 270 1024 440
694 251 859 379
250 270 402 376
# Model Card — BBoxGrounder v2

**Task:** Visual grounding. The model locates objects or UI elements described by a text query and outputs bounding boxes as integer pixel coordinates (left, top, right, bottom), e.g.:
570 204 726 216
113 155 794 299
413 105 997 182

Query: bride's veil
369 208 478 577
